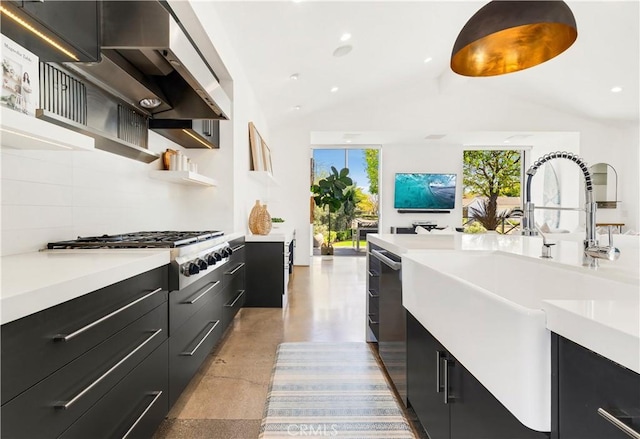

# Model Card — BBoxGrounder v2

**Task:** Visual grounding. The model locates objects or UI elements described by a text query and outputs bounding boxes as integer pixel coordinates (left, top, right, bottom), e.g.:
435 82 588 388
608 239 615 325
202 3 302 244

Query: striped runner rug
259 342 416 438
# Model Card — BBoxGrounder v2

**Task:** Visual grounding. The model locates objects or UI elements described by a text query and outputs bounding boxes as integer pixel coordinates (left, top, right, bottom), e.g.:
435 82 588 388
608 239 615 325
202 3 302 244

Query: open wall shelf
149 170 217 187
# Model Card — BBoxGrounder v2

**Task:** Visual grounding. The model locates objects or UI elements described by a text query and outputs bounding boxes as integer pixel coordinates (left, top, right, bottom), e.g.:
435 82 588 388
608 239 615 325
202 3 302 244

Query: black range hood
149 119 219 149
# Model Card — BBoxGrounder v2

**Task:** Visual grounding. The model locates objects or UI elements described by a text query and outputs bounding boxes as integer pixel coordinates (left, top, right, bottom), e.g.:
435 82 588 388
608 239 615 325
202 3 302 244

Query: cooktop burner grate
47 231 224 249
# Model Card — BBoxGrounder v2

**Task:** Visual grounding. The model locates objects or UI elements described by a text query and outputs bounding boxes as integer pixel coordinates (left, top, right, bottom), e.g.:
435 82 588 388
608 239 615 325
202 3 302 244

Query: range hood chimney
67 0 230 122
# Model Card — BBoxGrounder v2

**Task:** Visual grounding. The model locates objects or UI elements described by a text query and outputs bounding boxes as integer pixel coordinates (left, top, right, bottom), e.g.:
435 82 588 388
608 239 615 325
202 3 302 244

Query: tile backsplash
1 136 231 256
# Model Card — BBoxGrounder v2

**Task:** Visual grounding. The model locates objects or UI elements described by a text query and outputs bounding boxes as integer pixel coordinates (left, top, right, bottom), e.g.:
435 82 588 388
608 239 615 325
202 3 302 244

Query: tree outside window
463 150 522 232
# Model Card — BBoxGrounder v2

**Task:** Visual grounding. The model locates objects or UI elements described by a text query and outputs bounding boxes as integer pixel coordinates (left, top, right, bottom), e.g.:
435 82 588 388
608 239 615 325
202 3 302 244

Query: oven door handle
54 288 163 341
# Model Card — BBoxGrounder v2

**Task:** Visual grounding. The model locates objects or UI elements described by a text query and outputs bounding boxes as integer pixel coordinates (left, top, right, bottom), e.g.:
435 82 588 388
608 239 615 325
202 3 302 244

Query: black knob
188 262 200 276
226 246 233 256
196 259 208 271
213 251 222 261
206 254 217 265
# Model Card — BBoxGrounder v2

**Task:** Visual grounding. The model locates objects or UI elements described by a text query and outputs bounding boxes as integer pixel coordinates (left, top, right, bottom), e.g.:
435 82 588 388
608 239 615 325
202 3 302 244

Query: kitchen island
367 232 640 439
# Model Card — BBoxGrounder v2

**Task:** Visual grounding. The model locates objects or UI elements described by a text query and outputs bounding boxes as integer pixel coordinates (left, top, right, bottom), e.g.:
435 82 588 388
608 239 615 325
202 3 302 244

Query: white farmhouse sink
402 250 639 433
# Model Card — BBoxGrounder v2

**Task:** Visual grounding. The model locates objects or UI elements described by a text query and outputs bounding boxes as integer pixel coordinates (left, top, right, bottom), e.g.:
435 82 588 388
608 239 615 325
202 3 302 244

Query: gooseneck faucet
521 151 620 267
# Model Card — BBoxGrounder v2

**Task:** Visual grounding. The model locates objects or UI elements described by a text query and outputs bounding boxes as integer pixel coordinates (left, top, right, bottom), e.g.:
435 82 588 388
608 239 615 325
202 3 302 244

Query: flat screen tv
394 173 457 210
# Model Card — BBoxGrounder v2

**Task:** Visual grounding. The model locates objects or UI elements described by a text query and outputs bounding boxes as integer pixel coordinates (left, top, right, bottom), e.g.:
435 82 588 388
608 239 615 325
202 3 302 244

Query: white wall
178 1 274 234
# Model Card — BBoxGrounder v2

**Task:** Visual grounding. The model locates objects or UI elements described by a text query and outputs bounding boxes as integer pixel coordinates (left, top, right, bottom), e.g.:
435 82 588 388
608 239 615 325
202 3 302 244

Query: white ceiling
210 1 639 144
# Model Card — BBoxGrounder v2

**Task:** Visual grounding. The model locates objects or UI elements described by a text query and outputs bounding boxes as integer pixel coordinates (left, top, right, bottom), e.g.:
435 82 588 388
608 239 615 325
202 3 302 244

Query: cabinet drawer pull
181 320 220 356
436 351 445 393
367 270 379 277
443 358 454 404
597 408 640 439
367 315 379 325
225 290 245 308
231 244 245 252
57 329 163 409
121 391 163 439
184 281 220 304
54 287 163 342
225 263 245 275
368 289 379 299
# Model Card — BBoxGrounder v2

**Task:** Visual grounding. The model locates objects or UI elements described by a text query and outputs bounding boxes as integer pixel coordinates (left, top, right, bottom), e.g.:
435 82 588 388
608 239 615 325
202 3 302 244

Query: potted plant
271 217 285 228
467 199 514 233
311 166 356 255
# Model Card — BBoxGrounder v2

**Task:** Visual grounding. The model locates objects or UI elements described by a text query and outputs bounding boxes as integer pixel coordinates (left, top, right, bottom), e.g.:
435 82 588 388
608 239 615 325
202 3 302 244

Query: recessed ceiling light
289 73 299 80
333 45 353 57
424 57 433 63
346 140 352 143
293 105 301 110
330 86 339 93
503 140 511 143
340 33 351 42
611 86 623 93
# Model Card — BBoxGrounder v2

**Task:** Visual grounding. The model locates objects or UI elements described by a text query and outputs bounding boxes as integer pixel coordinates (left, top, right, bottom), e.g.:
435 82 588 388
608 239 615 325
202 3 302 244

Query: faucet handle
541 242 555 259
585 245 621 261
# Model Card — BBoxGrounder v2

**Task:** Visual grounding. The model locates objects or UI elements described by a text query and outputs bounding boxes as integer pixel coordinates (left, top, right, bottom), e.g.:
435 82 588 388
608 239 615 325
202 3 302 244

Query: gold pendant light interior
451 1 577 77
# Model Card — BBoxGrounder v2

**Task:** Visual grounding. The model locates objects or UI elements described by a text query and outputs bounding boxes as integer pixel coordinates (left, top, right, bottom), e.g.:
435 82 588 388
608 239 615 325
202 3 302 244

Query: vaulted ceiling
211 1 639 141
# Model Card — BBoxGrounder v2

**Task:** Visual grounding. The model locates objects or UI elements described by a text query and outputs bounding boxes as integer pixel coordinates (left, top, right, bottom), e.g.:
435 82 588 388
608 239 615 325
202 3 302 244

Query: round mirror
589 163 618 208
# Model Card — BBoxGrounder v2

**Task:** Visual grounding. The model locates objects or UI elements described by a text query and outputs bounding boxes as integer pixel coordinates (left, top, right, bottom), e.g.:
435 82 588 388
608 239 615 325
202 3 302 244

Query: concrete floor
153 256 372 439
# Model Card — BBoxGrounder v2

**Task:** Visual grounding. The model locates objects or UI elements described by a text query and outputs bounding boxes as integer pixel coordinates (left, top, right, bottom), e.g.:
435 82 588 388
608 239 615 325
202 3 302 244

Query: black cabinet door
1 266 167 405
169 295 222 407
407 312 450 439
367 245 381 342
450 360 548 439
1 303 167 439
245 242 284 307
378 251 406 405
59 341 169 439
557 335 640 439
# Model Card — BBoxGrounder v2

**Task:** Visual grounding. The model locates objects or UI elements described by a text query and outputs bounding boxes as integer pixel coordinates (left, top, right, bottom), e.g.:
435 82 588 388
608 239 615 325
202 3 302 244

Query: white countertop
1 249 170 325
369 232 640 372
245 227 295 243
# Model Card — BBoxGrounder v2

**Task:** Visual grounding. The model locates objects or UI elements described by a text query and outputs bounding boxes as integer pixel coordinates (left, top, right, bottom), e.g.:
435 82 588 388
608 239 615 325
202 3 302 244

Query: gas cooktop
47 231 224 249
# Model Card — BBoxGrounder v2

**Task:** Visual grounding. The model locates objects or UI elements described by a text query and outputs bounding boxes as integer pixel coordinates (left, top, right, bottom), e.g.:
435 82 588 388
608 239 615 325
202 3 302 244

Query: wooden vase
254 204 272 235
248 200 262 234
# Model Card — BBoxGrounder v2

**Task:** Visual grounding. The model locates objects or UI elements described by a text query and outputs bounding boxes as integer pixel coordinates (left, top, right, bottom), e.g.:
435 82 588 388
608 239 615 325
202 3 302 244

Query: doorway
311 148 379 256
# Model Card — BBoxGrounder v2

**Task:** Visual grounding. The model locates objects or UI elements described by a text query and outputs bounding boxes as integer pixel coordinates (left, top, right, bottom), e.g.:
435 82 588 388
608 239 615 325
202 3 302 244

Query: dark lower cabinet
407 312 549 439
407 312 450 439
222 260 246 329
367 247 380 342
169 292 223 407
376 247 406 406
245 240 290 307
554 334 640 439
59 341 169 439
1 266 169 439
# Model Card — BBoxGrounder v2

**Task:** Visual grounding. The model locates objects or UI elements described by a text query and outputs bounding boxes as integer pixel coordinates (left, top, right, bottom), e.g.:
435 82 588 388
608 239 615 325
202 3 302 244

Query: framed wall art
248 121 265 171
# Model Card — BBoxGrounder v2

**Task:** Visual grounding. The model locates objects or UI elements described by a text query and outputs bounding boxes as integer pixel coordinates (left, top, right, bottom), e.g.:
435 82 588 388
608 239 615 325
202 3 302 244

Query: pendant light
451 1 577 77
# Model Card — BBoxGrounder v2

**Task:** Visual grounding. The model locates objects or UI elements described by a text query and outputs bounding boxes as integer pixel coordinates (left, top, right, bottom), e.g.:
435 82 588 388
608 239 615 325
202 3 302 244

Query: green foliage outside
364 149 379 195
463 150 521 230
311 167 356 246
